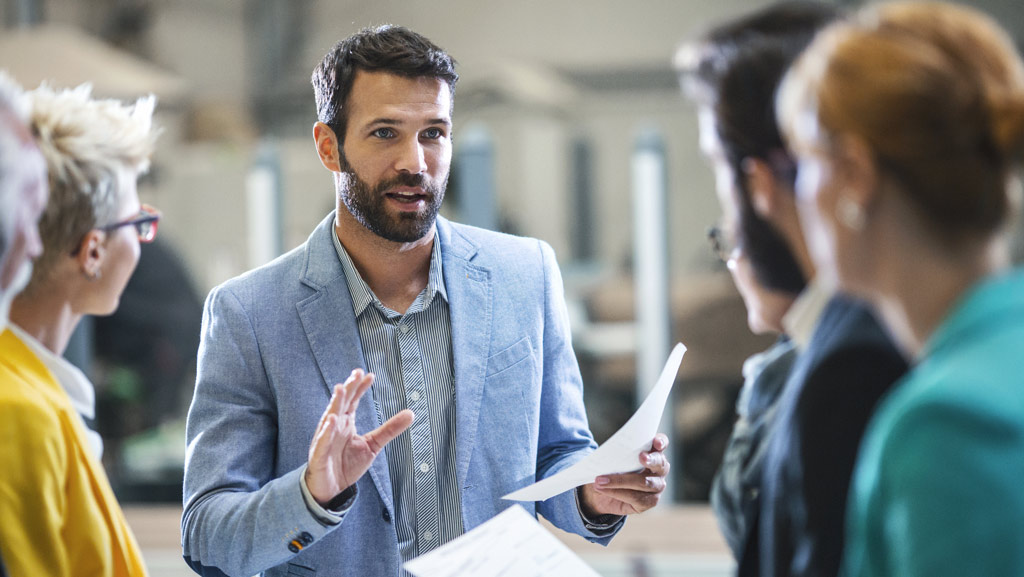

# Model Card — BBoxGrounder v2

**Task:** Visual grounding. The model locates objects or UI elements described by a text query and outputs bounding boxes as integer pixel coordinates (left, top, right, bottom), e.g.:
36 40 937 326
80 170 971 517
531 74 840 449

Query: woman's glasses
98 204 161 243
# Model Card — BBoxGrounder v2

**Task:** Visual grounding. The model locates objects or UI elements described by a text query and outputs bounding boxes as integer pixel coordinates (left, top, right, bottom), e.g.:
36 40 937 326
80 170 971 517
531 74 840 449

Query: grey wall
5 0 1022 293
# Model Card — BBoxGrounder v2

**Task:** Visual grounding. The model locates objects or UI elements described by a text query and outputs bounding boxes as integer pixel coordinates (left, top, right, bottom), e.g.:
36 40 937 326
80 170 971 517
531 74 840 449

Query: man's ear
313 122 342 172
75 229 106 280
742 157 783 219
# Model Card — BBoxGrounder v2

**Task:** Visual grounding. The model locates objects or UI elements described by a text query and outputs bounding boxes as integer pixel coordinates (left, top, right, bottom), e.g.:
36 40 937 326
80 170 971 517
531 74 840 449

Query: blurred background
3 0 1023 574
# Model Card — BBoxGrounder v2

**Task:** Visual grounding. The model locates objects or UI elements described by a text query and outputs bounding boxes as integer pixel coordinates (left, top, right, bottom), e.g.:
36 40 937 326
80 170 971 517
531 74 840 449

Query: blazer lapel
295 212 396 516
436 218 492 491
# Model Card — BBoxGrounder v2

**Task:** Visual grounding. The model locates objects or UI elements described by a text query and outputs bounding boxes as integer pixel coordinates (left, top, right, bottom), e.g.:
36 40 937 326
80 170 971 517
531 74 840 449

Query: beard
337 160 448 243
0 260 32 332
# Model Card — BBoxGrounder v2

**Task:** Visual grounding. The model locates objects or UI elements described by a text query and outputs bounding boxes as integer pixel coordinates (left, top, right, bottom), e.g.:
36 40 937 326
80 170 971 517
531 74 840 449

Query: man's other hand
579 433 670 516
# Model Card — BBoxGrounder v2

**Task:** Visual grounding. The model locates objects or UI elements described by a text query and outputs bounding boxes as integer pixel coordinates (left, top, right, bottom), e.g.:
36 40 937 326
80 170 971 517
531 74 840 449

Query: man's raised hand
305 369 414 506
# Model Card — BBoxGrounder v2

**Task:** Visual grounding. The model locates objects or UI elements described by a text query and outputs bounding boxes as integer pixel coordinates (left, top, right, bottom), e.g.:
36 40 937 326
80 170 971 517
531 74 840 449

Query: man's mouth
386 189 428 205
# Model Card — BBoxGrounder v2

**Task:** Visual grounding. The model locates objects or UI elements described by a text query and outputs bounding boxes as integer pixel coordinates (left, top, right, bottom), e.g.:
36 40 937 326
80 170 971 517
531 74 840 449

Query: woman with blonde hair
0 84 159 576
777 2 1024 575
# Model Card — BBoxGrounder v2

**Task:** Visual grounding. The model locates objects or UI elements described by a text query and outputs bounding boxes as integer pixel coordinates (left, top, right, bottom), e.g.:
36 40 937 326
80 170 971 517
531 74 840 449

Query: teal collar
922 267 1024 360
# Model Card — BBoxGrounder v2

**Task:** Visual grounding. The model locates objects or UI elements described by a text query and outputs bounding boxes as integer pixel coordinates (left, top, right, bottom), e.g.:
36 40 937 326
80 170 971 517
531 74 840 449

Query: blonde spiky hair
25 83 158 285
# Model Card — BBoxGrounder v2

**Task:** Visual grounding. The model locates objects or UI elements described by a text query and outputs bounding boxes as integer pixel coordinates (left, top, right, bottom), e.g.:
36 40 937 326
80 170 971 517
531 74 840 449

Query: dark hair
677 1 840 294
311 25 458 142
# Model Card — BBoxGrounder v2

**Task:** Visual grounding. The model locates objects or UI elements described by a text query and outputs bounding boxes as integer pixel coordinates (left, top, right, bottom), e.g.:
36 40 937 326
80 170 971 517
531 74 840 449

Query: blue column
631 127 675 502
455 124 497 232
246 139 283 268
570 137 596 263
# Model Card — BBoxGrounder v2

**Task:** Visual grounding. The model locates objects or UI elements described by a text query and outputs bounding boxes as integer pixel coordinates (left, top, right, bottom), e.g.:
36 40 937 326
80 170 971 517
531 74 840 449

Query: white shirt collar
8 323 104 458
782 277 833 350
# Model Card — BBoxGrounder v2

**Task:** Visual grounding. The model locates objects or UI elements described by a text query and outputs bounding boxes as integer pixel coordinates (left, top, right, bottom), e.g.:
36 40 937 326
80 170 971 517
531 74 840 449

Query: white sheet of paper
402 505 601 577
502 342 686 502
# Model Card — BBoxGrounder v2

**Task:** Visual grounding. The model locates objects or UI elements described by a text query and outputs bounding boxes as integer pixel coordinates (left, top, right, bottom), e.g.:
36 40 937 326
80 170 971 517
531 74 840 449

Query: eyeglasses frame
706 225 739 264
97 203 161 243
70 204 162 256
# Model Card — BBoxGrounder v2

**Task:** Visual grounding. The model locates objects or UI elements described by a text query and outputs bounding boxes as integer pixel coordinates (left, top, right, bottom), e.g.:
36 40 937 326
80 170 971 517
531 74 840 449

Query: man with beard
182 25 669 577
0 73 46 335
676 3 908 576
0 70 45 577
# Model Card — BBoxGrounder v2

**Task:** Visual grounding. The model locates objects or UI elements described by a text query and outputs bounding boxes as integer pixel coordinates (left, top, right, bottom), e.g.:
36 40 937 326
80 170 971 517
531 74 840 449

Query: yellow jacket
0 329 147 576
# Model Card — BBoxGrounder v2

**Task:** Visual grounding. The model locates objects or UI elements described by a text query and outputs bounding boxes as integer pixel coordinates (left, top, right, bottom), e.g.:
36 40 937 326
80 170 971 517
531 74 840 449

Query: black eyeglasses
98 204 161 243
706 225 738 264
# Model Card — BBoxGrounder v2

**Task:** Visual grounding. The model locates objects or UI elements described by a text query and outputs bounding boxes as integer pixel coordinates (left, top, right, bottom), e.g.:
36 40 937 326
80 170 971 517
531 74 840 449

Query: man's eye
372 128 395 138
422 127 443 139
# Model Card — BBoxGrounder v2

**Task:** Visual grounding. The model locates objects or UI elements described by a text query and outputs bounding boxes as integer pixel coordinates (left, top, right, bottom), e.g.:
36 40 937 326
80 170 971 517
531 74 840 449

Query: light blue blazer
182 213 614 577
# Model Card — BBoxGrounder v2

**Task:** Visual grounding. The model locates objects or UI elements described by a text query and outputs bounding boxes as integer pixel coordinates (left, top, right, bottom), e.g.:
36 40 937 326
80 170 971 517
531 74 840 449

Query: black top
738 295 909 577
711 337 798 558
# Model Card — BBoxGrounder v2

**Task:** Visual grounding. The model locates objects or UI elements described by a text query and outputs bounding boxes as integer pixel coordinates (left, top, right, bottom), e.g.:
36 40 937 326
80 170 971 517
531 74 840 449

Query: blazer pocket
485 337 533 378
287 563 316 577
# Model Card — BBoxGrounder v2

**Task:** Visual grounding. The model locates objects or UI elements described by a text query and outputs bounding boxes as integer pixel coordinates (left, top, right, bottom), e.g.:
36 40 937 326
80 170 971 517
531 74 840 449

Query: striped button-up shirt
332 229 464 567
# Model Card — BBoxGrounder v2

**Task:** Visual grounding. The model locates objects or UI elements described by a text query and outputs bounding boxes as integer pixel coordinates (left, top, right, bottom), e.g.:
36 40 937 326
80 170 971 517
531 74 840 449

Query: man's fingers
364 409 414 454
597 471 667 494
340 369 375 413
339 370 362 409
593 486 662 513
652 433 669 452
317 385 347 432
593 470 666 514
639 450 670 477
308 413 338 464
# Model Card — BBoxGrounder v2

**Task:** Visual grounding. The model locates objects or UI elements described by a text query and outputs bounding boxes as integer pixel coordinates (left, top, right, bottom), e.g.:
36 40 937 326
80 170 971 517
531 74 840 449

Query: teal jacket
843 268 1024 577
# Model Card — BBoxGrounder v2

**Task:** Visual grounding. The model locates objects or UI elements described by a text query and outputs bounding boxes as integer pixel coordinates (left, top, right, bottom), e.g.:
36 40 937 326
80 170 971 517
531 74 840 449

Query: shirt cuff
299 464 357 526
574 486 624 535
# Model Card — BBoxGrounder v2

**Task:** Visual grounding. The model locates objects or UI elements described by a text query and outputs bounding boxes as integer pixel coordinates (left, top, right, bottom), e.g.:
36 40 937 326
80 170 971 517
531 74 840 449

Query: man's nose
394 138 427 175
27 227 43 260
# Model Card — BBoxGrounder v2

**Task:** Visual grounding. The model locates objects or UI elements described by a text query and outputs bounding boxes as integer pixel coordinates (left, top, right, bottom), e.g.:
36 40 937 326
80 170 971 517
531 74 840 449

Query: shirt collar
9 323 96 420
8 323 104 458
782 276 833 350
332 223 447 317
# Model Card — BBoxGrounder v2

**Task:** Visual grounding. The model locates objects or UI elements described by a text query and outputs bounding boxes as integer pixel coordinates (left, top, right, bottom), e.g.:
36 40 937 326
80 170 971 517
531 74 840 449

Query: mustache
376 172 425 192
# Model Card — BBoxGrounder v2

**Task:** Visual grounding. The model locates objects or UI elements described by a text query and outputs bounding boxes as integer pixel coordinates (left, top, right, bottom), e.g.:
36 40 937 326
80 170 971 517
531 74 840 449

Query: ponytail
989 92 1024 162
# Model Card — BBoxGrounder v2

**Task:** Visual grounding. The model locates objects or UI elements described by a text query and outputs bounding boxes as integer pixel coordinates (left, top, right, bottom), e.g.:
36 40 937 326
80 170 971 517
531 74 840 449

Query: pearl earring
836 196 866 231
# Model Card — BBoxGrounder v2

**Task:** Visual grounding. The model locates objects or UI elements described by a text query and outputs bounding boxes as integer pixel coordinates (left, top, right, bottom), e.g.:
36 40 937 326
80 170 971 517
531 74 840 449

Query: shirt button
400 324 410 333
410 391 421 402
419 462 430 473
423 531 433 541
